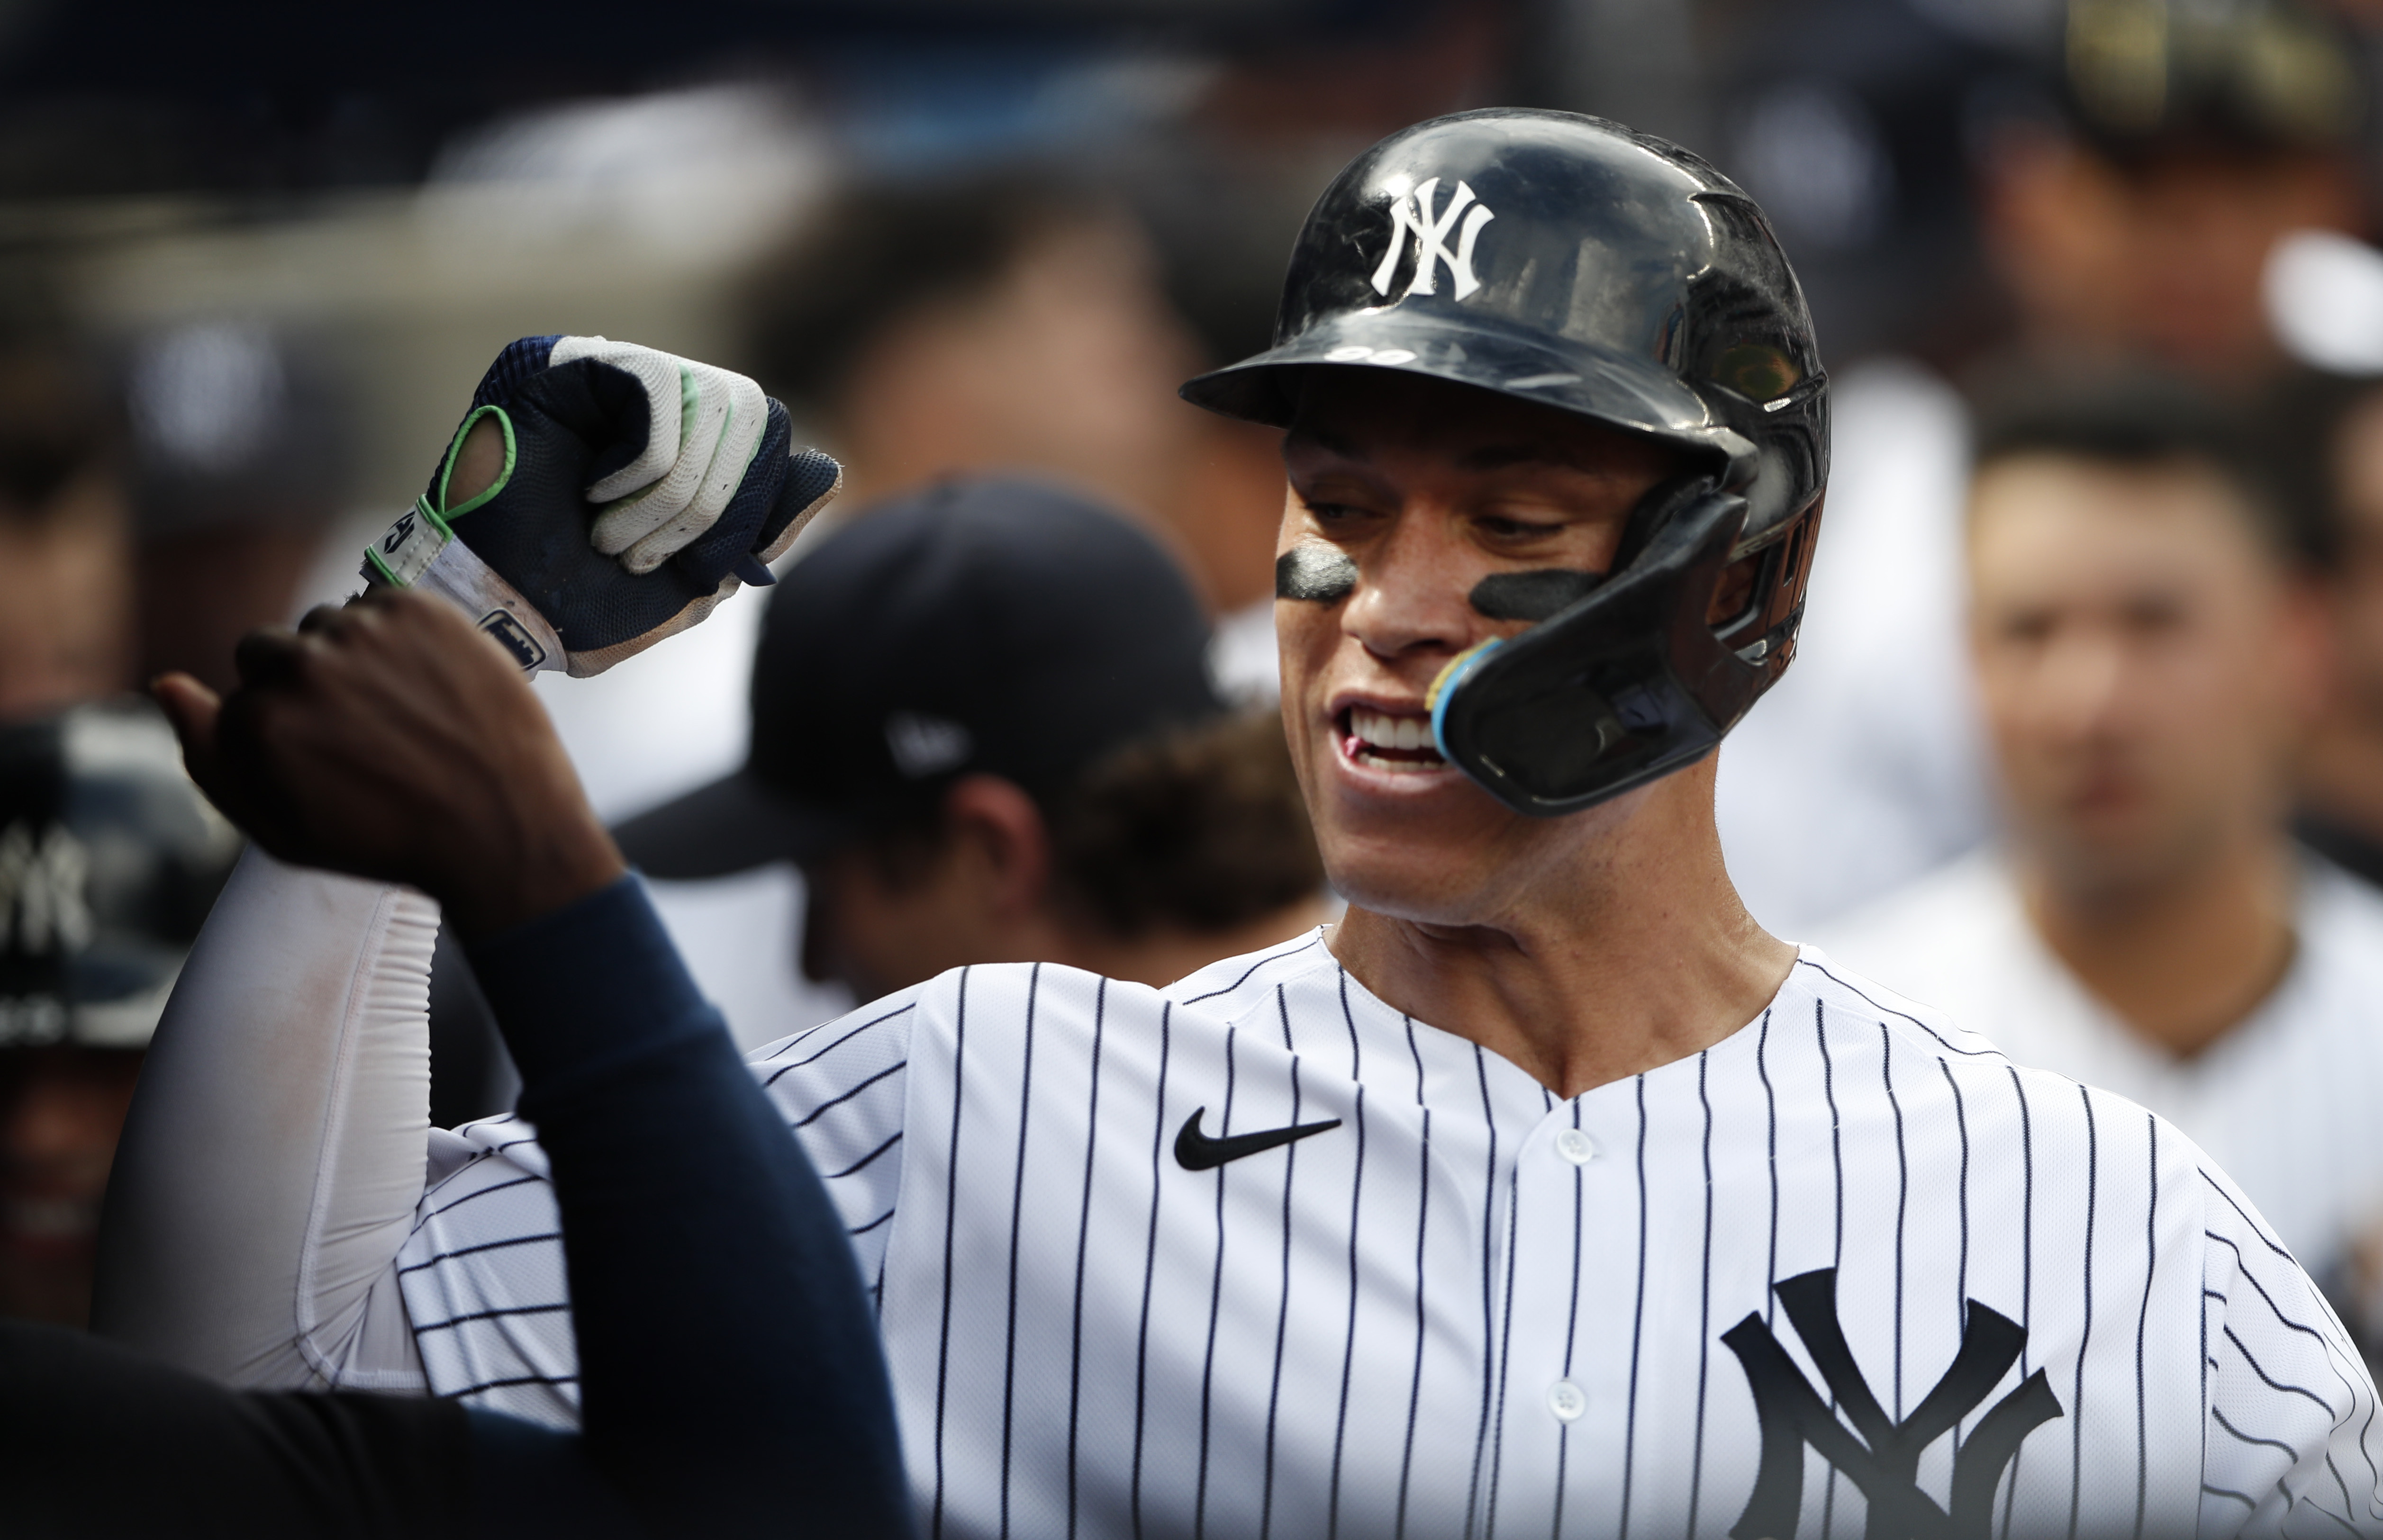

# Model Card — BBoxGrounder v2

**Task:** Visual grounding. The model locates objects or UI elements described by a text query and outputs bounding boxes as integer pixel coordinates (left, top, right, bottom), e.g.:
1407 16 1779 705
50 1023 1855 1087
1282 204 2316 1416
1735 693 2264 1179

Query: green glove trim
433 405 518 521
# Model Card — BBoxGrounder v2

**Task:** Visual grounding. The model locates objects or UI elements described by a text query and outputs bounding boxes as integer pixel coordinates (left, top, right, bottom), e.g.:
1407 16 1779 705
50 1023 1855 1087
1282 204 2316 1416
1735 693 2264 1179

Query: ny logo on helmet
1371 174 1495 301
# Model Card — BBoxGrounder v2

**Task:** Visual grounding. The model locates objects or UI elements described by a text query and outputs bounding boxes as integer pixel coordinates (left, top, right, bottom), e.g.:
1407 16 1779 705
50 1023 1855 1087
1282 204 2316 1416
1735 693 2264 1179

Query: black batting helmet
1182 108 1829 817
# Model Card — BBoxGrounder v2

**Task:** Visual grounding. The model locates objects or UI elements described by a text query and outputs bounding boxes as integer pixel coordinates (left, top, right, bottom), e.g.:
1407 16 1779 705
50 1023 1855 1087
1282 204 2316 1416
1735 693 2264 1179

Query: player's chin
1320 832 1512 924
1312 780 1520 912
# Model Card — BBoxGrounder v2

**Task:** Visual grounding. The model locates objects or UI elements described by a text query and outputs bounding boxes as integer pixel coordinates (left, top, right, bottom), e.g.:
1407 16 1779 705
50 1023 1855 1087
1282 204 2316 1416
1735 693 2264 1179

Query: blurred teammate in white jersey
1824 375 2383 1335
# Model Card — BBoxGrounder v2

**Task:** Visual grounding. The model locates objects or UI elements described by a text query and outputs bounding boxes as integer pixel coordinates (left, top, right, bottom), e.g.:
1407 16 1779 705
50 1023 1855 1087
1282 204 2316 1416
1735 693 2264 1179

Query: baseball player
109 111 2382 1537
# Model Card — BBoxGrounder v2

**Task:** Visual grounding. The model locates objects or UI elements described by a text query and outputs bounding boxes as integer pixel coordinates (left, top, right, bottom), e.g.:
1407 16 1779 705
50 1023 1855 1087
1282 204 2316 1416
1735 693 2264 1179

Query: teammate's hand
367 335 843 677
152 588 625 941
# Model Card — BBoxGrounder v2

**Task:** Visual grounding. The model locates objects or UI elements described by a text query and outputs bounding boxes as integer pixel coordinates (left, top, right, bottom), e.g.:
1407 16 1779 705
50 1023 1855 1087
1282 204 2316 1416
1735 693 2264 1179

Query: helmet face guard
1427 477 1815 817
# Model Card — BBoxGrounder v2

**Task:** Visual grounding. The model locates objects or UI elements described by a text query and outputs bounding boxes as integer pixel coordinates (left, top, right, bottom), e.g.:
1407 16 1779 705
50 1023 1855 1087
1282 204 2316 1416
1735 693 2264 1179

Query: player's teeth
1346 709 1441 759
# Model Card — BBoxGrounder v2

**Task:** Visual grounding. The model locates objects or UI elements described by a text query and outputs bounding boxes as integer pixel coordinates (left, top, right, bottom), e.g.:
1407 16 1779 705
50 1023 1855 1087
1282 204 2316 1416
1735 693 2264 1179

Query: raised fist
365 335 842 676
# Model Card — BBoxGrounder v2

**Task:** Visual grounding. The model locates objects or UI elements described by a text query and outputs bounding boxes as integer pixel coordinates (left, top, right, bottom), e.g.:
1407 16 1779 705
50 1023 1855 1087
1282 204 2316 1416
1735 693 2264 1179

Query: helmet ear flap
1431 483 1757 816
1711 497 1824 673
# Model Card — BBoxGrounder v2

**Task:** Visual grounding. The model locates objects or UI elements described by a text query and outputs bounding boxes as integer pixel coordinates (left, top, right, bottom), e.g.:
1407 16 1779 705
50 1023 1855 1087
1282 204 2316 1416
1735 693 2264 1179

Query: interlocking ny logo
1370 174 1495 301
1721 1269 2062 1540
0 820 92 957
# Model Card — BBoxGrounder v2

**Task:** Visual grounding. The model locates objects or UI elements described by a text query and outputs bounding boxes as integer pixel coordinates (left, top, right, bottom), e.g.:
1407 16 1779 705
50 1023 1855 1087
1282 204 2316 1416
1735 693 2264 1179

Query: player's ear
940 774 1053 919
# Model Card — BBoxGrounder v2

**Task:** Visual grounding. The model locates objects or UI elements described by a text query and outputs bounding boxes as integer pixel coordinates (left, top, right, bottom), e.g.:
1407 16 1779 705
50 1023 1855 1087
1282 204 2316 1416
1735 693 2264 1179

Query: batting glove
364 335 842 676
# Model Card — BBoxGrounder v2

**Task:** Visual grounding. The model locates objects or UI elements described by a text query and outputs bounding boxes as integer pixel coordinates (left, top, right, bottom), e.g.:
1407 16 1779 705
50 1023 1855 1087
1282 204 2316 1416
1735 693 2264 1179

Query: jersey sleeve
395 986 925 1425
2197 1161 2383 1535
91 847 436 1393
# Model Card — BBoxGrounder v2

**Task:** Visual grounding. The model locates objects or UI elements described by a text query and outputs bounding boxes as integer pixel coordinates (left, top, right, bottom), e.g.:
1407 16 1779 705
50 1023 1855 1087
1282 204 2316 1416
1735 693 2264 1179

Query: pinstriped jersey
392 938 2383 1537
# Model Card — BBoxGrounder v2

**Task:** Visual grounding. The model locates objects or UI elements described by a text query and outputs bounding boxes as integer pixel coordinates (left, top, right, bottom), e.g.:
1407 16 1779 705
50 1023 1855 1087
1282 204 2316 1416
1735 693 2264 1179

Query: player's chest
870 1011 2191 1539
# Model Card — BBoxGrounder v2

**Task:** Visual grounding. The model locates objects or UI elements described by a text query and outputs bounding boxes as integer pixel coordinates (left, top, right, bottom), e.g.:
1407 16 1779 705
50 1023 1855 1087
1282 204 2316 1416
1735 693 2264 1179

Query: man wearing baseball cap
612 474 1328 1001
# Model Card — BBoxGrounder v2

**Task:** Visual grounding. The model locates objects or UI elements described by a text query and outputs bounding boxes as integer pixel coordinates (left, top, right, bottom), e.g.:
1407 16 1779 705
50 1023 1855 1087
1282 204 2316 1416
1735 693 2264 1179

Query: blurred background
8 0 2383 1339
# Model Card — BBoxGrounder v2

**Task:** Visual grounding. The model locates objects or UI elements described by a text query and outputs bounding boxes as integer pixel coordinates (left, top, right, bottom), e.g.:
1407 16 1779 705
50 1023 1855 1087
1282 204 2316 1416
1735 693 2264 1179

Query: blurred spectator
1716 0 2373 934
2295 376 2383 887
742 169 1204 539
1976 0 2368 387
0 337 241 1324
0 347 131 720
739 162 1303 700
1818 376 2383 1335
121 319 356 695
1127 140 1324 703
614 477 1329 1005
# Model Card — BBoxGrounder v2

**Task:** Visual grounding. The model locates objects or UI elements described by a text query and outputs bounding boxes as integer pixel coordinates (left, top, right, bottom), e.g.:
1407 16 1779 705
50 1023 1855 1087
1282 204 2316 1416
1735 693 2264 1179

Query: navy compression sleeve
460 876 912 1539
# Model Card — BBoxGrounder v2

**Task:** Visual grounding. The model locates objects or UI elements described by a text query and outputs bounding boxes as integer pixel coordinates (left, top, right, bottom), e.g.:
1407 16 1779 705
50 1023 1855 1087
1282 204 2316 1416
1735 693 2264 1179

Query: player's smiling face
1275 368 1683 920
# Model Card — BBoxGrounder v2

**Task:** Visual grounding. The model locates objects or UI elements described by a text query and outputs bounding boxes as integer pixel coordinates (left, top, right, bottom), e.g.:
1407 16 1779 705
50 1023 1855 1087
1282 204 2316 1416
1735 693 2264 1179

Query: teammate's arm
88 589 910 1535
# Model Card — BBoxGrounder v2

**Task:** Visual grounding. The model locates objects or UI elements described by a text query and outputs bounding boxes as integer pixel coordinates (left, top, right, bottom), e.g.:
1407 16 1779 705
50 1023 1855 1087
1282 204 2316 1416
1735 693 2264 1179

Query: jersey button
1547 1378 1587 1422
1555 1128 1597 1165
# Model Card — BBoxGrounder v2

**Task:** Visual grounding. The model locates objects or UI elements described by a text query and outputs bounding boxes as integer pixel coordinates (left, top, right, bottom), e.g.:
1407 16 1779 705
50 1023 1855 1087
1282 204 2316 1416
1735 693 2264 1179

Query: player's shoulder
759 941 1341 1069
1789 949 2265 1224
1160 927 1341 1022
1783 943 2010 1067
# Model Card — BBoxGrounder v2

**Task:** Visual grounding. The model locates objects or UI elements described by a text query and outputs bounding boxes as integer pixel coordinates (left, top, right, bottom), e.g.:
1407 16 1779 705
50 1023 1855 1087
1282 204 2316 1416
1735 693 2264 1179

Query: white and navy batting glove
364 335 842 676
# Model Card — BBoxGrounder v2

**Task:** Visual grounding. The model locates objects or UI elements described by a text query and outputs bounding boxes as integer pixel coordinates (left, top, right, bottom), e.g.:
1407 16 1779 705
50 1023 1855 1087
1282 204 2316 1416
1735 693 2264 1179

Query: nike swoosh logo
1173 1108 1343 1171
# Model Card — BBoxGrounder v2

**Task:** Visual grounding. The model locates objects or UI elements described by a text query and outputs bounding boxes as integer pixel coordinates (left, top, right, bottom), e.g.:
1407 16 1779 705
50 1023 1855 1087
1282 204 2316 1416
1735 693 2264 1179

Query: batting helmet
1182 108 1829 817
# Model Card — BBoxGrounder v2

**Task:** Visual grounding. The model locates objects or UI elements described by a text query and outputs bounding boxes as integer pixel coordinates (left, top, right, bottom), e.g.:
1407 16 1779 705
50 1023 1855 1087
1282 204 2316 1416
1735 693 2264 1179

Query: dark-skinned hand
151 586 625 943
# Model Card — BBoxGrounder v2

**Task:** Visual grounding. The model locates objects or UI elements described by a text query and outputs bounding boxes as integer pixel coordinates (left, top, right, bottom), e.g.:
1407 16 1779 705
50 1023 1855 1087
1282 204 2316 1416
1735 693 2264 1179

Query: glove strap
363 498 566 674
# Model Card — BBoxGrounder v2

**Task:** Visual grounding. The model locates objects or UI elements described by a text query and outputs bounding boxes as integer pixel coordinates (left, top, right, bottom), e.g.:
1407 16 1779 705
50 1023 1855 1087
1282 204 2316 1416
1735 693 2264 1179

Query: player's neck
1327 767 1795 1100
1064 893 1340 991
2018 826 2299 1059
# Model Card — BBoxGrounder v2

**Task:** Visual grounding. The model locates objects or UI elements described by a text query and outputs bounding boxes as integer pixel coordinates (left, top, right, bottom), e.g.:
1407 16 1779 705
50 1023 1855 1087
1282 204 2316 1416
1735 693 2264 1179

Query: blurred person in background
121 319 356 695
741 171 1201 534
0 332 240 1326
614 476 1329 1002
2292 376 2383 887
1713 0 2372 934
1818 376 2383 1336
0 347 131 721
1977 0 2367 389
1128 143 1331 702
740 164 1296 702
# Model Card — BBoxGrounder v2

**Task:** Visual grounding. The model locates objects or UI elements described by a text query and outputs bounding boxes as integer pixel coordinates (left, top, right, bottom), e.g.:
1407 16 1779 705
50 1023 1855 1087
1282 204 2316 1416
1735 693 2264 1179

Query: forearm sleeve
467 879 911 1537
92 846 435 1392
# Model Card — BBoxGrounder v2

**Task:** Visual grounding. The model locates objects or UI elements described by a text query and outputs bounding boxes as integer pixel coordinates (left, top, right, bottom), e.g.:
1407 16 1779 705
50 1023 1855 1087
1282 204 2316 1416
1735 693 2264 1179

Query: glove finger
618 368 768 574
671 400 795 586
553 336 687 503
755 447 844 566
588 363 731 555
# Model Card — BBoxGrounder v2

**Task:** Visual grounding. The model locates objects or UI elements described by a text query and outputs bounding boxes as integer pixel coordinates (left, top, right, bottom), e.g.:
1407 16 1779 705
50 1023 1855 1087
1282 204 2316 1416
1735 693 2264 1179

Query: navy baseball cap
613 476 1227 879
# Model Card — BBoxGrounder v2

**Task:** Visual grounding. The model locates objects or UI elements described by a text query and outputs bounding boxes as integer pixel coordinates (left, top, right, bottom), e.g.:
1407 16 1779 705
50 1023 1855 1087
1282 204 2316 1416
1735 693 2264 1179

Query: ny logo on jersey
1370 174 1495 301
1721 1269 2062 1540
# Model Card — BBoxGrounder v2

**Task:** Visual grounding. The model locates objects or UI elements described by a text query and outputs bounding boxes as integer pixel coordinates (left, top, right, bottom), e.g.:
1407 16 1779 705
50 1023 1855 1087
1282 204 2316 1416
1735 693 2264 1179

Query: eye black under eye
1480 515 1561 538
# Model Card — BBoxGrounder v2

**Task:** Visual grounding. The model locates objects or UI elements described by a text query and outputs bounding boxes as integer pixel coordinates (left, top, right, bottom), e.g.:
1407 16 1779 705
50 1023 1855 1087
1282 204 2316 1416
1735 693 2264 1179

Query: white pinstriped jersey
394 938 2383 1537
